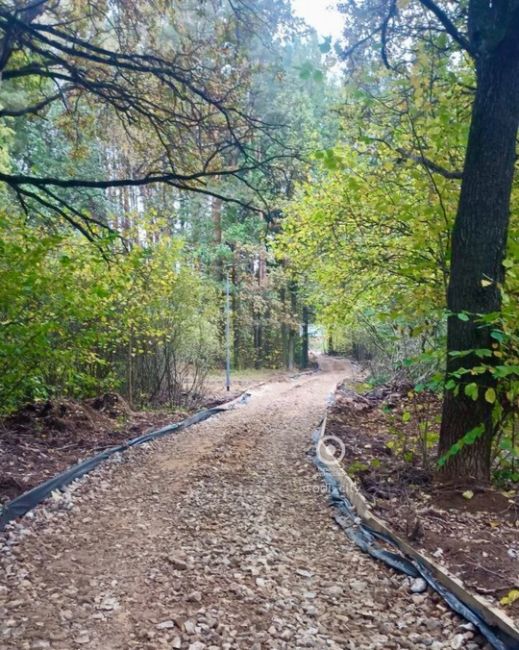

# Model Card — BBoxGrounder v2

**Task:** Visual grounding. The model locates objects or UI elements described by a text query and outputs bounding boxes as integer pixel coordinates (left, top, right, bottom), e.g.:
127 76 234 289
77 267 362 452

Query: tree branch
418 0 475 57
395 147 463 179
380 0 397 69
0 91 63 117
0 158 280 190
369 137 463 179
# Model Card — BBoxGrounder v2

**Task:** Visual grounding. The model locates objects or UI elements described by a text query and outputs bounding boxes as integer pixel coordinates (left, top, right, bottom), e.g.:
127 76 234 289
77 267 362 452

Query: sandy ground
0 360 486 649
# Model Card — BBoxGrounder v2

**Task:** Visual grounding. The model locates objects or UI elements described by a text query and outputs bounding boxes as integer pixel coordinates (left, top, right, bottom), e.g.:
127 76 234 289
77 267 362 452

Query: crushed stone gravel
0 363 489 649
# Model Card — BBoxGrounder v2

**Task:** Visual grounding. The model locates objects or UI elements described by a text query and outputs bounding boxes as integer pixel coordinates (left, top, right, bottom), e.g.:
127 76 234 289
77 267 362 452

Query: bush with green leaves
0 213 218 413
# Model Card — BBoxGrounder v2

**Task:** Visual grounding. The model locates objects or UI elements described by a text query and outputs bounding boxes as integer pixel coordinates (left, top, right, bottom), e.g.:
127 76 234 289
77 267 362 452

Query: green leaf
490 330 506 343
438 425 485 467
465 424 486 443
484 387 496 404
464 382 478 400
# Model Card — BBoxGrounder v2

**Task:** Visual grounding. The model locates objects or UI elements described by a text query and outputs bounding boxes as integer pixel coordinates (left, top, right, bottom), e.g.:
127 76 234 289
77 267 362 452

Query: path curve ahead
1 362 485 650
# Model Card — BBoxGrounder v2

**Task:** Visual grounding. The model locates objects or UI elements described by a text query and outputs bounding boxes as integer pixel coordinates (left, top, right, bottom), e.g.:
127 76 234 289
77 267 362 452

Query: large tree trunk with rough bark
439 10 519 483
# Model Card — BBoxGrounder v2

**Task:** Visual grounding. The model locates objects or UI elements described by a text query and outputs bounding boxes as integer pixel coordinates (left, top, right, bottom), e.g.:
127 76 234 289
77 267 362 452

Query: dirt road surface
0 361 485 649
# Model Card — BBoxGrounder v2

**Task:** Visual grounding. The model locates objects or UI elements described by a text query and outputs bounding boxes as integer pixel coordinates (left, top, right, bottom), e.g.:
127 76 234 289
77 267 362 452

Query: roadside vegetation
0 0 518 496
279 1 519 488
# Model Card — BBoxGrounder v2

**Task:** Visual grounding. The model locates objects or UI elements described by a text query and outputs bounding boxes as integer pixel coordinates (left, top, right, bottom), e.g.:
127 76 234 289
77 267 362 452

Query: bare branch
0 0 293 233
380 0 397 69
0 90 63 117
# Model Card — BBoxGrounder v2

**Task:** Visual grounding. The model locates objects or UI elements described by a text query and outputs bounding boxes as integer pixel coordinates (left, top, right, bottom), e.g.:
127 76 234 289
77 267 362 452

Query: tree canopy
0 0 517 486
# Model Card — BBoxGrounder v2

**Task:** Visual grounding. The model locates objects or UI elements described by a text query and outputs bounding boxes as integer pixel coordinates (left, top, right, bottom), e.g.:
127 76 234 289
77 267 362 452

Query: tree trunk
212 197 222 247
254 317 263 369
439 30 519 482
127 329 134 409
211 197 226 358
288 281 298 371
231 258 241 370
301 305 309 369
280 286 289 368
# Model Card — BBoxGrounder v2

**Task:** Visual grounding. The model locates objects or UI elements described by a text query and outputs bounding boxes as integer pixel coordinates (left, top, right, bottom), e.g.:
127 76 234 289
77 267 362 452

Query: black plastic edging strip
311 426 519 650
416 560 513 650
0 404 231 531
361 521 515 650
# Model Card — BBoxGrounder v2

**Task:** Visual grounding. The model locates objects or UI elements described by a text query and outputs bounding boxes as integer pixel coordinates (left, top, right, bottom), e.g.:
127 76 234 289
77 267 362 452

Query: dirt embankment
0 369 292 506
327 381 519 625
0 393 188 505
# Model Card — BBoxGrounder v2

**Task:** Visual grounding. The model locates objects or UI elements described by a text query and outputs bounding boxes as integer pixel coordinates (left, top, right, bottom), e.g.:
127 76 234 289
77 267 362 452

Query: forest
0 1 337 404
0 0 519 647
0 0 519 481
0 0 516 486
1 0 516 487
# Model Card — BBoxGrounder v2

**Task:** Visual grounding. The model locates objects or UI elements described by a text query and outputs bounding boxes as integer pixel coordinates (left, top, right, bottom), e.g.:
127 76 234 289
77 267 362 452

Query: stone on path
0 365 486 649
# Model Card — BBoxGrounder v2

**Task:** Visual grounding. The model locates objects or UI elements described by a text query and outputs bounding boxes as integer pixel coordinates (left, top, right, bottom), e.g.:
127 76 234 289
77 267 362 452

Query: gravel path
1 363 486 650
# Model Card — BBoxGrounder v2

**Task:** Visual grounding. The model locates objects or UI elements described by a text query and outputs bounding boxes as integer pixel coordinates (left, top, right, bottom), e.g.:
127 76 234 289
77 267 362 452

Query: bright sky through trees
291 0 343 38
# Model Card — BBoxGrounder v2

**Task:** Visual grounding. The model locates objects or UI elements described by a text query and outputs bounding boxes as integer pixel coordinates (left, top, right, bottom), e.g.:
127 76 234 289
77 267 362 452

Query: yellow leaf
481 279 493 287
485 387 496 404
462 490 474 500
500 590 519 607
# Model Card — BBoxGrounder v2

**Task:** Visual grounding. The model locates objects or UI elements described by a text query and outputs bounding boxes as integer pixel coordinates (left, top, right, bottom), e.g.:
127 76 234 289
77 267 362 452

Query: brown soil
0 369 286 507
0 394 189 506
327 382 519 625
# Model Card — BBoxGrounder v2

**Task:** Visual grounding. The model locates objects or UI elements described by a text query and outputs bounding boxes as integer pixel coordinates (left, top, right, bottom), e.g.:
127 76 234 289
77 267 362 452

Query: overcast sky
291 0 344 39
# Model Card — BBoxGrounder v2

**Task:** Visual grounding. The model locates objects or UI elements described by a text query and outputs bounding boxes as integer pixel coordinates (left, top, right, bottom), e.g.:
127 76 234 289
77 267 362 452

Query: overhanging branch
395 147 463 179
418 0 475 57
